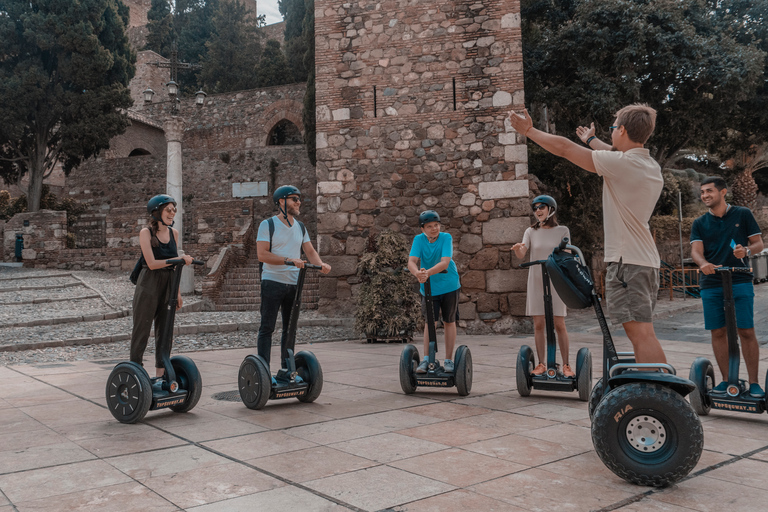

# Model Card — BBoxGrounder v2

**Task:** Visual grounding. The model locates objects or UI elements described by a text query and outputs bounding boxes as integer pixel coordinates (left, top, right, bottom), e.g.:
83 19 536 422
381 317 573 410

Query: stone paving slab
1 335 767 511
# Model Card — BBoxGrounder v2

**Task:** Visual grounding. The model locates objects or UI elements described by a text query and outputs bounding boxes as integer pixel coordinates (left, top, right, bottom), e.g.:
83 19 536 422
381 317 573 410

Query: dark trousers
130 267 173 369
257 279 298 368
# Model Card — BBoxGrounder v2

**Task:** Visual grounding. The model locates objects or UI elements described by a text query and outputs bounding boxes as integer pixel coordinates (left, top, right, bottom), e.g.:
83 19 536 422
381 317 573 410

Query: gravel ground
0 327 360 366
0 267 359 366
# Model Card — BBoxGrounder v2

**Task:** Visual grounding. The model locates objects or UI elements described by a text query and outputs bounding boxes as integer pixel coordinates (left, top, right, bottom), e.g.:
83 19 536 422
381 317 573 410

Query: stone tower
314 0 532 332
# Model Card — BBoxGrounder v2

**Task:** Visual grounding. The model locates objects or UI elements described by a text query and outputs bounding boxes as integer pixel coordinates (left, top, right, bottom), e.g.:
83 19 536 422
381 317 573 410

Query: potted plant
355 230 420 343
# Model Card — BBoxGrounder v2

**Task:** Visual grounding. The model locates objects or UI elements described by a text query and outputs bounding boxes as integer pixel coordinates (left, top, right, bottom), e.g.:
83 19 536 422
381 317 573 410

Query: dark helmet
273 185 301 205
419 210 441 227
147 194 176 216
532 195 557 212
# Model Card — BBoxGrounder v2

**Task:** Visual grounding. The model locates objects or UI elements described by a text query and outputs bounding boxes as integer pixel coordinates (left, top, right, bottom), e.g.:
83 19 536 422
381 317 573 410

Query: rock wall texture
314 0 531 332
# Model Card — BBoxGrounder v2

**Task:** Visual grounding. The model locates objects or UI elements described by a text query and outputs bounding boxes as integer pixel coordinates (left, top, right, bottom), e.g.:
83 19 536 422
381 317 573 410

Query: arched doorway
128 148 151 156
267 119 303 146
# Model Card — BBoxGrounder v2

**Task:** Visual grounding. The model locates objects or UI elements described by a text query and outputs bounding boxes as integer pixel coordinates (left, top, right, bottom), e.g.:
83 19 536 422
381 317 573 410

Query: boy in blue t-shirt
408 210 462 373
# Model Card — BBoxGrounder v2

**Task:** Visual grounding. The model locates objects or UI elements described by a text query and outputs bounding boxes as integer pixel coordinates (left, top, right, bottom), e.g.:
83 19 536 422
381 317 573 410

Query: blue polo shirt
690 205 761 289
409 232 461 296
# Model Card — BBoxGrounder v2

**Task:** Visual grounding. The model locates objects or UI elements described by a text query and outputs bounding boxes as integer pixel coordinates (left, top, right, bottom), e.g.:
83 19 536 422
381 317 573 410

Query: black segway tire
516 345 534 397
169 356 203 413
591 381 703 487
238 355 271 410
576 347 592 402
454 345 473 396
400 345 420 394
688 357 714 416
295 351 323 403
588 377 604 421
105 362 152 424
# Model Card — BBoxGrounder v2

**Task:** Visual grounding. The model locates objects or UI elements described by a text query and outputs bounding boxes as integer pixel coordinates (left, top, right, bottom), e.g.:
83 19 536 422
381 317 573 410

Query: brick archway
261 99 304 147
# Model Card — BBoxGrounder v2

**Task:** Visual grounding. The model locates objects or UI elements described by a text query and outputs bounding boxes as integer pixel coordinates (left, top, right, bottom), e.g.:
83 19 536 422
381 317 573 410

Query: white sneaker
443 359 454 372
416 357 429 374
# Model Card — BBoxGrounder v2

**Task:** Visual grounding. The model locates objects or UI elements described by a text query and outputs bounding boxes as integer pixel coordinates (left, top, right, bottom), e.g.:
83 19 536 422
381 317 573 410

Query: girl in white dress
512 195 573 377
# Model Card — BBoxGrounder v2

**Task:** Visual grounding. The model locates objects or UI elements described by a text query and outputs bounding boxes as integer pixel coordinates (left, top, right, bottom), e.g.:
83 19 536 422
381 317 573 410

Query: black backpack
546 248 595 309
259 217 306 272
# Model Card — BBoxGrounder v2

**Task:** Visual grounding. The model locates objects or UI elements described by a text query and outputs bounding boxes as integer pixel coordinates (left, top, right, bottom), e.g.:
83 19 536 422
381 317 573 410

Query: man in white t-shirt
508 104 666 364
256 185 331 375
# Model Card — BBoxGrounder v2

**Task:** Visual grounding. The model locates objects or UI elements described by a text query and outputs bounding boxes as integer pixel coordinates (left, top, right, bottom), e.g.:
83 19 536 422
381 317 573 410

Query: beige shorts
605 261 658 324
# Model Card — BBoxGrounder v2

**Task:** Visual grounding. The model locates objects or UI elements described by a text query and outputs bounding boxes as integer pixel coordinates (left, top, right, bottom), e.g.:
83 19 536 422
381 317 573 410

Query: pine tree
255 40 293 88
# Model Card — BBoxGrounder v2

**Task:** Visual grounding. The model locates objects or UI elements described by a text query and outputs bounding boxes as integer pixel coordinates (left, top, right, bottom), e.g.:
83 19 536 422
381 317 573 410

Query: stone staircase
214 254 320 312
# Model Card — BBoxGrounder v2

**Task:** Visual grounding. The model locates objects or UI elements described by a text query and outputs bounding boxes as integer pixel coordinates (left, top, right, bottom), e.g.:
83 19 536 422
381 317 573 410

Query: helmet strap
278 201 293 227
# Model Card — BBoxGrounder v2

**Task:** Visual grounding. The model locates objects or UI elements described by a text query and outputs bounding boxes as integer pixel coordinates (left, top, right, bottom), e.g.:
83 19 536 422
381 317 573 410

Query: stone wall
314 0 530 332
3 211 67 262
128 51 172 108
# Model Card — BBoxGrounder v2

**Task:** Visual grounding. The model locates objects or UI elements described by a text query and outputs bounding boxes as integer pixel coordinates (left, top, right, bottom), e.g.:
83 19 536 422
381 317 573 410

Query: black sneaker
416 358 429 374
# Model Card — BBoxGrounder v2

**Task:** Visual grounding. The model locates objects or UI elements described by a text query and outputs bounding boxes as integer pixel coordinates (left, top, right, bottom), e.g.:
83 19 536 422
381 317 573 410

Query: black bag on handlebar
546 248 594 309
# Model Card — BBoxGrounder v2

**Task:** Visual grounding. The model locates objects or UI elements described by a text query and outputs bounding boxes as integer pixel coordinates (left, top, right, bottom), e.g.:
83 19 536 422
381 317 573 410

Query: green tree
199 0 262 93
301 0 316 164
0 0 135 211
521 0 765 167
279 0 309 82
145 0 175 57
255 40 293 88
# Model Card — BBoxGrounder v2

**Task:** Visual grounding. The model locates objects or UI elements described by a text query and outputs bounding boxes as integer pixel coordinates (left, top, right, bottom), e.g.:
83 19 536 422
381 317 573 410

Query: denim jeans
257 279 298 368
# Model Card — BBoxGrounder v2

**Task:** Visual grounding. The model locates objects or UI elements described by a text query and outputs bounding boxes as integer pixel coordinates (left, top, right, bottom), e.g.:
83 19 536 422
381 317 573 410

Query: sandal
562 364 575 378
532 363 546 375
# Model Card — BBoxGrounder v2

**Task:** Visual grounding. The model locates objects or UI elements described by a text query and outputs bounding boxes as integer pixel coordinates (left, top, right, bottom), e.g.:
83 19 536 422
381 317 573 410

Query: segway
547 238 702 487
399 273 472 396
689 267 767 415
106 258 205 424
238 262 323 410
517 259 592 401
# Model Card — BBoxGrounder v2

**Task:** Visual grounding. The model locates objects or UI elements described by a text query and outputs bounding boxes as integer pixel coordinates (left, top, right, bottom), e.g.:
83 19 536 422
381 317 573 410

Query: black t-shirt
690 205 761 289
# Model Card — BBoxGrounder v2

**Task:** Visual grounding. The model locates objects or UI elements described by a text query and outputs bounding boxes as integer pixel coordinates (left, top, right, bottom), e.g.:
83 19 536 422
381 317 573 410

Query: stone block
486 269 527 293
469 247 499 270
324 255 359 276
319 278 338 298
507 292 527 316
458 233 483 254
318 212 349 233
482 217 530 245
332 108 350 120
460 192 476 206
461 269 485 289
502 12 521 29
346 236 366 255
504 140 528 161
458 301 477 321
476 292 499 313
478 180 528 200
492 91 512 107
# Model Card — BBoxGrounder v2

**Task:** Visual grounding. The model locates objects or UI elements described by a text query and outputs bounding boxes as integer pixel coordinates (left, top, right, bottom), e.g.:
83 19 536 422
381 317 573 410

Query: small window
268 120 302 146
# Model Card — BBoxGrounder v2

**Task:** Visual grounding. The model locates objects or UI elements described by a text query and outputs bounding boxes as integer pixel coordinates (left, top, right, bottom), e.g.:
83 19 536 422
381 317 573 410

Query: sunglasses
287 196 301 203
532 204 549 211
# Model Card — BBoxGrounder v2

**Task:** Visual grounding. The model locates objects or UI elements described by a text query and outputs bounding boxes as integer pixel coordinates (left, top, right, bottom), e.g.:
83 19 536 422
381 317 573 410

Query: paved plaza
1 268 768 511
1 335 768 511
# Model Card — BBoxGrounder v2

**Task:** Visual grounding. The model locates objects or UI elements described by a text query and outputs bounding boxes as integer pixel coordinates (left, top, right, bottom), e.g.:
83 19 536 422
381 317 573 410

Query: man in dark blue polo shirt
690 176 764 398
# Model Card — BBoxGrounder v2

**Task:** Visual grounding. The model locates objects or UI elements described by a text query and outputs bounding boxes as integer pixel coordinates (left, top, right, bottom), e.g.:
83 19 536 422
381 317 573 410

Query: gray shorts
605 261 658 324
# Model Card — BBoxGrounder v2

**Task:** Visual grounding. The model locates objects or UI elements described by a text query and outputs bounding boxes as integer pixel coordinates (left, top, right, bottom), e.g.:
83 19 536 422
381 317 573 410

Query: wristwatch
746 248 752 257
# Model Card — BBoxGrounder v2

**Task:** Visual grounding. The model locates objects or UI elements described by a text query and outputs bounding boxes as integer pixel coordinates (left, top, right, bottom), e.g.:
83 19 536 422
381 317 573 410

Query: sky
260 0 283 26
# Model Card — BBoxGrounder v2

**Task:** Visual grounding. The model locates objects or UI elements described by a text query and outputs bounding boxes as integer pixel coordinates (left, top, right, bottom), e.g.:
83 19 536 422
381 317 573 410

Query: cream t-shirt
592 148 663 268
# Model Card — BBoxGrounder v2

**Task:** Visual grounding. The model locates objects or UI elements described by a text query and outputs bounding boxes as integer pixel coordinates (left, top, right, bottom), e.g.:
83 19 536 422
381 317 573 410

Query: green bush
355 230 420 340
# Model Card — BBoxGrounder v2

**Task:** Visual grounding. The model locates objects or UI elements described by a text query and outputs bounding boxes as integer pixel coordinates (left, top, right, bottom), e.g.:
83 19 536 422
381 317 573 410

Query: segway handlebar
166 258 205 266
557 237 587 266
284 261 322 269
520 260 546 268
715 266 752 274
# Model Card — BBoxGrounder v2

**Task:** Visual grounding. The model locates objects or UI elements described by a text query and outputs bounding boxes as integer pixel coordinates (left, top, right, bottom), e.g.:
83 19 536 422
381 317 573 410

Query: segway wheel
591 382 703 487
454 345 473 396
688 357 714 416
295 351 323 403
399 345 420 394
169 356 202 413
576 347 592 402
516 345 534 397
105 362 152 424
238 355 271 410
588 377 605 421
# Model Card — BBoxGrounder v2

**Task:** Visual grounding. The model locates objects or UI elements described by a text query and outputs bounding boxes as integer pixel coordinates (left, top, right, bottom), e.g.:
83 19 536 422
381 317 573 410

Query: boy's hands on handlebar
416 268 429 283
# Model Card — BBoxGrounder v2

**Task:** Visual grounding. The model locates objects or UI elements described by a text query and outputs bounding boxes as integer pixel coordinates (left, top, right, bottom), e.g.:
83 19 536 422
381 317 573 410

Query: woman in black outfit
130 195 193 378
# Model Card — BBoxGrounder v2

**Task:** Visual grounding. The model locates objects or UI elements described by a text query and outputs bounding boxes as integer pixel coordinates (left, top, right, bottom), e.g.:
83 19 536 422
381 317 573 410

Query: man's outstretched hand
507 108 533 137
